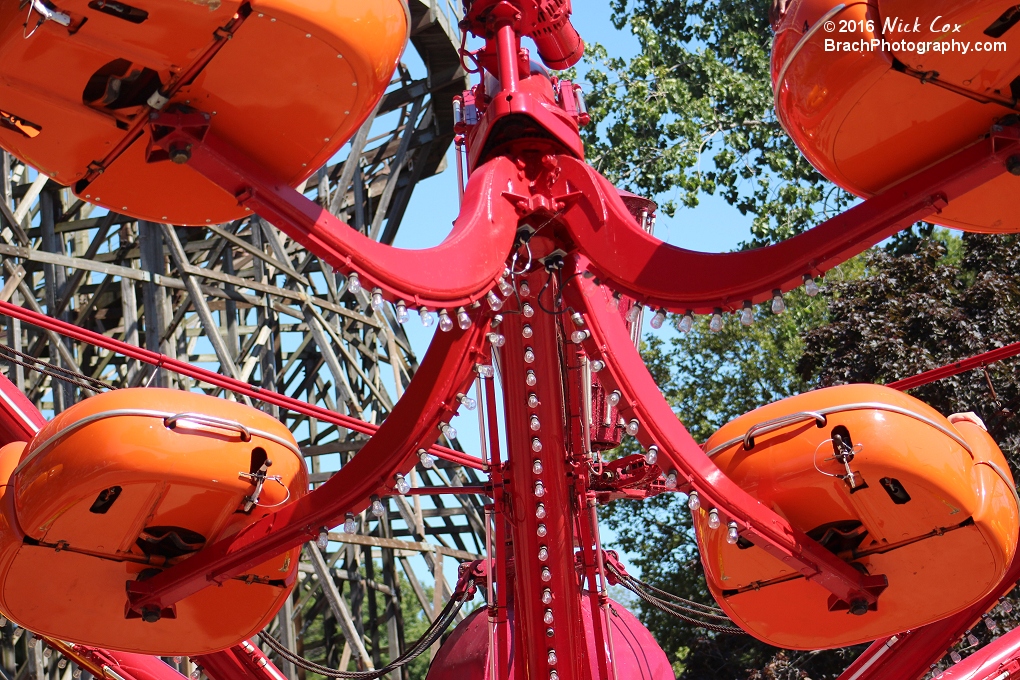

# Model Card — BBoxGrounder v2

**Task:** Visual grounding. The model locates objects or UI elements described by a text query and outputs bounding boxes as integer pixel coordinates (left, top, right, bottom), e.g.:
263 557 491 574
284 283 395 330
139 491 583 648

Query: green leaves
580 0 853 242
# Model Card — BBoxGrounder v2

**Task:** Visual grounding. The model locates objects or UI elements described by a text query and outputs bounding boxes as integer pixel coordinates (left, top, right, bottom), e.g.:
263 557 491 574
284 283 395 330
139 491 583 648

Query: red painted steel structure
3 0 1020 677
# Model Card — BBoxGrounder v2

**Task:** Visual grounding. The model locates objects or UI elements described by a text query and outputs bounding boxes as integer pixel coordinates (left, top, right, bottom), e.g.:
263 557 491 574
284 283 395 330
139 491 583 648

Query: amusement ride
1 0 1020 678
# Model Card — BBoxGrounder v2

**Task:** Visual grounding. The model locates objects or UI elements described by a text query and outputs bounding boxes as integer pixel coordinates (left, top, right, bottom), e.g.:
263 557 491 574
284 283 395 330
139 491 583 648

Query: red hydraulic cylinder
195 641 289 680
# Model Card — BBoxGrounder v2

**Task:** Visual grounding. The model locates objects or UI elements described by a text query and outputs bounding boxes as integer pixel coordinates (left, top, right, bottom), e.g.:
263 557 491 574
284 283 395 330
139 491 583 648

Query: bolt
141 606 161 623
169 144 191 165
1007 155 1020 176
849 599 869 616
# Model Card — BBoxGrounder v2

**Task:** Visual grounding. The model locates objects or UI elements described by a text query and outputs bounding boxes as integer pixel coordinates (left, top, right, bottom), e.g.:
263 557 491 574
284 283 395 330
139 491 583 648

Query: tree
580 0 853 243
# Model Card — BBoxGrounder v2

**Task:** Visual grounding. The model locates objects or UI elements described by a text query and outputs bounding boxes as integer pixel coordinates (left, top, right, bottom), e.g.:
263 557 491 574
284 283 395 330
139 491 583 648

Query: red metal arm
147 113 523 309
837 550 1020 680
887 341 1020 392
0 299 480 469
47 641 186 680
563 264 886 610
0 372 44 443
124 316 490 615
553 127 1019 314
195 641 288 680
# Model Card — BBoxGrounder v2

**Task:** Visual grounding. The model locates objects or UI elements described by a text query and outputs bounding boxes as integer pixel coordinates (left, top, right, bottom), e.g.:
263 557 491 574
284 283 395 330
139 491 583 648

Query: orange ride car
0 0 408 225
699 384 1019 649
773 0 1020 232
0 388 308 655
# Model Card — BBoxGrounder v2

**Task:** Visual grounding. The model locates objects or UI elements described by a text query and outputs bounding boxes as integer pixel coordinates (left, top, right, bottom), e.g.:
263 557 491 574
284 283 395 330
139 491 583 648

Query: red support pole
887 341 1020 391
195 641 289 680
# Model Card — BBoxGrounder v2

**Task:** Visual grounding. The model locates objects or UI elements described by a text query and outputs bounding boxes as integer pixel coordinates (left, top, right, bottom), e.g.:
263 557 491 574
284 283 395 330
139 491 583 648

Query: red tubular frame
563 264 886 609
887 340 1020 392
195 641 289 680
551 131 1019 314
124 318 489 613
0 299 481 469
147 114 524 309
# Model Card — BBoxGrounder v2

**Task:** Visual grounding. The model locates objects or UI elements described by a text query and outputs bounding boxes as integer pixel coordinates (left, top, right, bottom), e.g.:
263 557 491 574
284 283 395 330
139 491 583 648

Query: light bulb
625 419 639 436
538 546 549 561
771 290 785 314
344 512 357 533
677 313 694 333
523 303 535 318
526 370 538 386
542 588 553 604
651 309 666 329
950 651 962 664
314 527 330 549
726 522 739 544
419 307 434 326
548 650 558 665
492 313 504 327
543 609 554 624
475 364 495 378
347 273 361 294
528 393 540 408
570 330 590 343
438 310 453 332
457 307 472 329
688 491 700 512
371 496 385 518
395 474 411 495
520 281 531 297
607 390 621 407
525 348 536 363
43 649 52 659
458 393 477 410
73 670 82 679
1002 599 1014 614
396 301 409 324
532 438 543 452
530 415 541 431
498 278 514 297
709 309 724 333
550 671 559 680
570 312 585 327
541 567 552 582
626 304 641 323
537 523 548 537
174 657 183 665
804 275 820 297
191 670 202 680
607 294 621 311
533 459 544 474
536 504 547 519
590 359 605 372
418 449 436 469
645 446 658 465
665 471 678 489
985 617 998 632
487 332 505 347
967 634 979 646
523 324 533 338
371 288 384 310
708 508 721 529
441 423 457 440
740 303 754 326
534 481 545 497
486 291 503 311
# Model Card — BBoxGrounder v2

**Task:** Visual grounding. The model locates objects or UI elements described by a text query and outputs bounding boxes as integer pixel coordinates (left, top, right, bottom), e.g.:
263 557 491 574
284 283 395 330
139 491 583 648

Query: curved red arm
149 114 523 309
562 261 884 609
125 315 490 613
554 127 1018 314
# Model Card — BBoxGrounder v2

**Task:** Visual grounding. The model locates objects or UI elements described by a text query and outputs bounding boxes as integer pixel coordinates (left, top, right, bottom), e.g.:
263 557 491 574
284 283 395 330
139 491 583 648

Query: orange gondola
698 384 1019 649
0 388 308 655
773 0 1020 233
0 0 408 225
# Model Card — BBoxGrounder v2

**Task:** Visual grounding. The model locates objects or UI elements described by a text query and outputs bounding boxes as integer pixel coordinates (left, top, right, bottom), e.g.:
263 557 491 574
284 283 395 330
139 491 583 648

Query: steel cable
259 579 474 678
